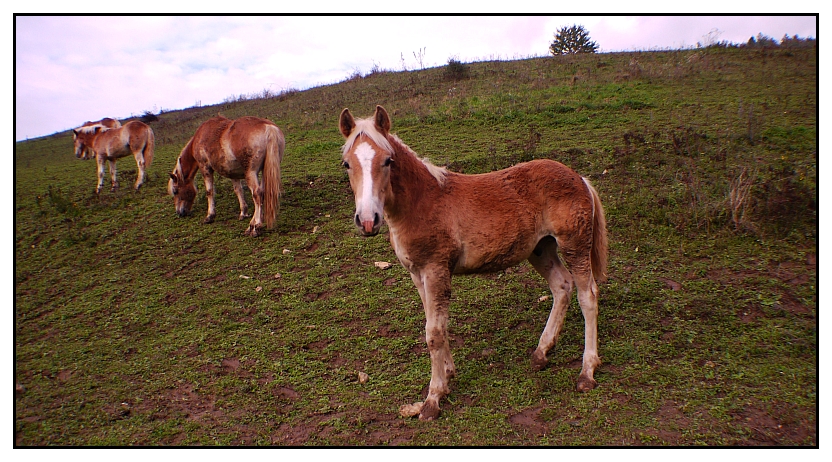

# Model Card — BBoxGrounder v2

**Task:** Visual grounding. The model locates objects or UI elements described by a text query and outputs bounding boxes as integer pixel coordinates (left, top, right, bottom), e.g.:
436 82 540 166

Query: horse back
191 116 277 178
96 121 151 157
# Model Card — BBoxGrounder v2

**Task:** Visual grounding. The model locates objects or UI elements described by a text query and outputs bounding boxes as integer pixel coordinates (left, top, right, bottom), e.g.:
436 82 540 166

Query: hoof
418 400 440 421
530 350 548 371
245 225 263 237
203 216 215 224
238 213 251 220
576 375 597 392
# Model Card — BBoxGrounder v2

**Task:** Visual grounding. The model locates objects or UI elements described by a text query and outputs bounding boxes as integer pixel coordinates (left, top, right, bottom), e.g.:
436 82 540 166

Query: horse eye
342 161 350 169
383 157 393 167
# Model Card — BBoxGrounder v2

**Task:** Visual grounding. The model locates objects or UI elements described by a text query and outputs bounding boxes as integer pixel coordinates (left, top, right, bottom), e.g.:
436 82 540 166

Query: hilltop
15 45 816 445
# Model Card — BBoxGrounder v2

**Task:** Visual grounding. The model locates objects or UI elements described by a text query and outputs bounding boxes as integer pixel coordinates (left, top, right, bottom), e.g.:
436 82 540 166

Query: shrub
444 57 470 81
139 111 159 123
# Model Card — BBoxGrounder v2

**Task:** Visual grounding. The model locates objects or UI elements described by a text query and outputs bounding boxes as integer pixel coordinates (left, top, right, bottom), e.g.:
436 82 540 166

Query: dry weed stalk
729 167 756 231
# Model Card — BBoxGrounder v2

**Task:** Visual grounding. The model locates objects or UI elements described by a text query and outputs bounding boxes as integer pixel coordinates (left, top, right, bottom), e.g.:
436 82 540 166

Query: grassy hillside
15 45 816 445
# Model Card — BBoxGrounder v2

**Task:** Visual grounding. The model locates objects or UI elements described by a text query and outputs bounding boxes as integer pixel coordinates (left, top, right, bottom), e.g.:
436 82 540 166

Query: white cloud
13 15 818 140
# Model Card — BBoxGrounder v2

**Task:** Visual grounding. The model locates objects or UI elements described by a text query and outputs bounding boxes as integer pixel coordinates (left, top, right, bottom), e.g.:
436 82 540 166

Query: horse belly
453 234 537 275
210 153 249 179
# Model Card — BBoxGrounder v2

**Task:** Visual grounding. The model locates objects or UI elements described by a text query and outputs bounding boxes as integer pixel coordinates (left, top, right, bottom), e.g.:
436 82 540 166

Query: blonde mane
75 124 113 134
342 118 447 187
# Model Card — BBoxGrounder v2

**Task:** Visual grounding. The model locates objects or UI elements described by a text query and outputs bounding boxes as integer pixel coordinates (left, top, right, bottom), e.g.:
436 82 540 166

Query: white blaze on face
354 142 381 226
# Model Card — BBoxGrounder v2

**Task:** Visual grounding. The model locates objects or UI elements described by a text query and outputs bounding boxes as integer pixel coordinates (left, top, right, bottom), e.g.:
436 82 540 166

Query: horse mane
75 124 112 134
342 118 448 187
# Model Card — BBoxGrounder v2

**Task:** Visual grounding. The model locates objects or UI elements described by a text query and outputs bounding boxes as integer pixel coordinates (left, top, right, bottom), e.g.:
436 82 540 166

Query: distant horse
339 106 608 421
73 118 122 160
168 116 285 237
72 120 154 194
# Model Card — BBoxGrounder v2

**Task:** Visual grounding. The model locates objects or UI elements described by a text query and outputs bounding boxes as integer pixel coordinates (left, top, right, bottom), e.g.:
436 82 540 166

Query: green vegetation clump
15 44 816 446
443 57 470 81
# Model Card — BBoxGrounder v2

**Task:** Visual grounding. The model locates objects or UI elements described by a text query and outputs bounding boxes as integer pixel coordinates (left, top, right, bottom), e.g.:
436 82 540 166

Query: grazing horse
168 116 285 237
339 106 608 421
73 118 122 160
72 120 154 194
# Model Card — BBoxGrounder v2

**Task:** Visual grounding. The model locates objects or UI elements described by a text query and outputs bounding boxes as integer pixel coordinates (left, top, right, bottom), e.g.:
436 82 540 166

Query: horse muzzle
355 212 381 236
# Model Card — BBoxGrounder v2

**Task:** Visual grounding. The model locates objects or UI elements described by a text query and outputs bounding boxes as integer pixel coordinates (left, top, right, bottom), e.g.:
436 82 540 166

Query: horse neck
385 141 442 223
178 140 200 181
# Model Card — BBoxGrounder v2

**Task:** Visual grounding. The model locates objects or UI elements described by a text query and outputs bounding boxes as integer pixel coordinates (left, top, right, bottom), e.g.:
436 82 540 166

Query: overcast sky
13 14 817 141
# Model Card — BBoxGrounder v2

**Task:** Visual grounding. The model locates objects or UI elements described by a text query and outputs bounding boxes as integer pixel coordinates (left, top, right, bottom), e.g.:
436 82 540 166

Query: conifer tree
549 25 599 55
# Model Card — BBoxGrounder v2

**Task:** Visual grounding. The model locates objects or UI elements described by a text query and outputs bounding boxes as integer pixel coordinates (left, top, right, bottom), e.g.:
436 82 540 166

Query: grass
15 45 816 446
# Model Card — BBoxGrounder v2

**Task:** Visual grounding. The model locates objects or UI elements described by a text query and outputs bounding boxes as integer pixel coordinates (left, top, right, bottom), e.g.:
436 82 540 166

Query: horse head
339 105 395 236
71 126 99 159
168 167 197 217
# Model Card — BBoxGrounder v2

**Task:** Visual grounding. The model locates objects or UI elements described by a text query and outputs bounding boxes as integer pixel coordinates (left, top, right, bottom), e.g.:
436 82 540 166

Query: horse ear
374 105 391 135
339 108 355 138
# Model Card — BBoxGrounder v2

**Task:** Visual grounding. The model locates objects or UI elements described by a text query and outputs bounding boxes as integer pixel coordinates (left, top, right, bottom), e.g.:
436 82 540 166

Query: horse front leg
401 267 454 421
243 172 264 237
231 179 250 220
202 169 216 224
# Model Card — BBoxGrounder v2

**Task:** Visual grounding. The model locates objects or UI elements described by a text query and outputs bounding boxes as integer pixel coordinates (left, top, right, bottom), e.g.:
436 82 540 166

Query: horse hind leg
528 236 574 372
108 158 118 192
231 179 250 220
95 155 106 194
244 172 264 237
559 244 601 392
573 268 601 392
133 152 146 191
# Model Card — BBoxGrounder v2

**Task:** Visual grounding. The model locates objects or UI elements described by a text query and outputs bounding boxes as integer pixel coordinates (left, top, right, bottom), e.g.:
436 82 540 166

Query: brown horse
168 116 285 237
339 106 608 421
73 118 122 160
72 120 154 194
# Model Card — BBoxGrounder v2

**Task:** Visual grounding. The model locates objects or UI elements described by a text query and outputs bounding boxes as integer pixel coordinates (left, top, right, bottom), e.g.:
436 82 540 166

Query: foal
73 118 122 160
339 106 608 421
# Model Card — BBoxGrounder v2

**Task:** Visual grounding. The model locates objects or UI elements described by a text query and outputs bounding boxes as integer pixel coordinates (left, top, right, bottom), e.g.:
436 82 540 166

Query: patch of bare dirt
304 339 331 351
271 410 415 445
508 405 547 436
657 277 682 291
303 291 332 302
378 324 403 338
639 401 690 445
730 400 816 446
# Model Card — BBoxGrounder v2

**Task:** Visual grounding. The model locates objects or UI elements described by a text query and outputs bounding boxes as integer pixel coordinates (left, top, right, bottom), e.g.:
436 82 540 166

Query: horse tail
261 124 284 229
143 126 155 169
583 177 608 283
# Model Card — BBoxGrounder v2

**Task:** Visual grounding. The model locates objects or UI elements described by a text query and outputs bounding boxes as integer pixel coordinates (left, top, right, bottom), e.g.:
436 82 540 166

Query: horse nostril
374 213 380 226
355 214 361 227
